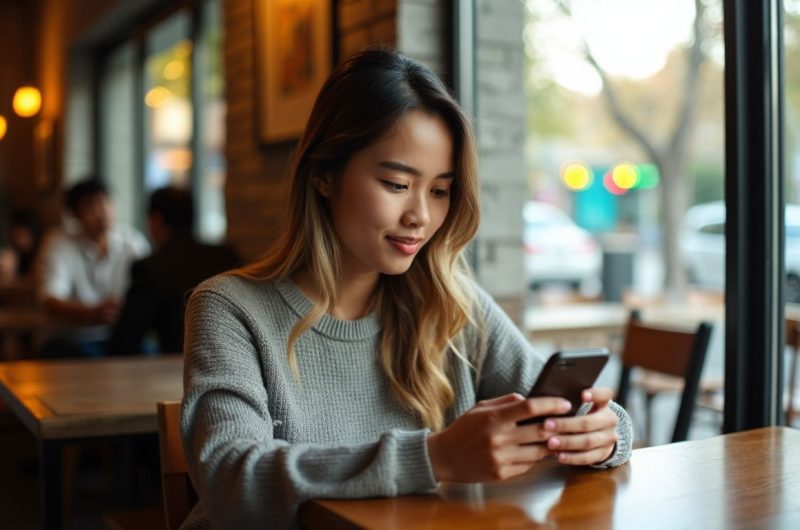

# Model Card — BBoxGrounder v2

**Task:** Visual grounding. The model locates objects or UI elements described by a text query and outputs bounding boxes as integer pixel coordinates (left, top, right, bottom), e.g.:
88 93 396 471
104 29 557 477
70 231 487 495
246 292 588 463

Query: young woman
181 48 633 529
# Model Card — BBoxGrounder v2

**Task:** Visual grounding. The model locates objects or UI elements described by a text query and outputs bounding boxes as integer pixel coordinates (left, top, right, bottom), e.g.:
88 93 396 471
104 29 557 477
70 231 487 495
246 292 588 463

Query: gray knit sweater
180 275 633 529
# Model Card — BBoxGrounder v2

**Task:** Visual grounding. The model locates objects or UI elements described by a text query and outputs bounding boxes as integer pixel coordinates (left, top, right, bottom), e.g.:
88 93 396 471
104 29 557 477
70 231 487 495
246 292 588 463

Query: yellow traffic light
561 162 593 190
611 163 640 190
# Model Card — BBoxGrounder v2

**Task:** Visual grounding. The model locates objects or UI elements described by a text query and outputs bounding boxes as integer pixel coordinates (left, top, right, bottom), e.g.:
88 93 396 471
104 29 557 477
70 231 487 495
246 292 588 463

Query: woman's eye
381 180 408 191
432 188 450 198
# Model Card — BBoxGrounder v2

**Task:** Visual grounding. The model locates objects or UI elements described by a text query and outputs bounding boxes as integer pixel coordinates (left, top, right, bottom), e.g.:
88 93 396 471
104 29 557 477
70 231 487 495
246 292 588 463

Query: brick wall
338 0 397 58
222 0 292 260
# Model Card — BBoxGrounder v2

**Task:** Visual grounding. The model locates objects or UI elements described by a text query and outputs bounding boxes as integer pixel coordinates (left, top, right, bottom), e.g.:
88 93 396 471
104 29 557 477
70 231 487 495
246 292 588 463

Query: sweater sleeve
180 289 437 530
468 283 633 468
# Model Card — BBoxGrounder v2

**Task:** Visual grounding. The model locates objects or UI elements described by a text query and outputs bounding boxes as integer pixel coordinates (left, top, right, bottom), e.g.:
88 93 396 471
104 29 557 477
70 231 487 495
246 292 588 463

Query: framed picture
254 0 333 143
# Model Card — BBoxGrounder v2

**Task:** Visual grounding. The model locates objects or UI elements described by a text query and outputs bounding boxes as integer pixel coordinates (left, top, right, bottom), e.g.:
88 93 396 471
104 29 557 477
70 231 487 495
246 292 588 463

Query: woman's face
324 110 454 280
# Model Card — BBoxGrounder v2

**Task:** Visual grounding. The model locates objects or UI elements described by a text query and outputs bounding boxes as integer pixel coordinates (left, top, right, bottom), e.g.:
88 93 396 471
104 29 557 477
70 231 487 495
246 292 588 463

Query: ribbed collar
275 277 381 342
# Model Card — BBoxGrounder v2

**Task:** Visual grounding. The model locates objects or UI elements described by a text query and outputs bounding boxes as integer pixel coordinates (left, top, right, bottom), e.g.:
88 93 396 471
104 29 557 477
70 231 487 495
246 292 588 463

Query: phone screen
518 348 609 425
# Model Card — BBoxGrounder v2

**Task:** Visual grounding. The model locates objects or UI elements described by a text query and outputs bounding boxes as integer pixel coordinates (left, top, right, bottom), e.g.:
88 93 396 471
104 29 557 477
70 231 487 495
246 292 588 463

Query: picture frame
254 0 333 143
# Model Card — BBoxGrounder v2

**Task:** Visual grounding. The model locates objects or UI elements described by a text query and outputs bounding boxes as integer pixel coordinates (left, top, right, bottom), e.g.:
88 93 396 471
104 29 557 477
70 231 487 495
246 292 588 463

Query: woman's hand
426 393 573 482
542 387 619 466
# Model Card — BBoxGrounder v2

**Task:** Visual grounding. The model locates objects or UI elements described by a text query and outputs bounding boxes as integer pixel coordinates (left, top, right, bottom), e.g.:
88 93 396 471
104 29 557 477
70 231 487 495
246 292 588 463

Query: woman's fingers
582 387 613 410
502 422 552 445
542 404 618 434
554 446 615 466
475 393 525 408
546 429 618 453
496 396 573 424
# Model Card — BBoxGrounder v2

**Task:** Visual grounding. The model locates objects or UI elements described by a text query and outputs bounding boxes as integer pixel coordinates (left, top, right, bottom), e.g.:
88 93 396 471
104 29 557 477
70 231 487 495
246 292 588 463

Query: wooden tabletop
524 302 726 347
301 426 800 529
0 355 183 440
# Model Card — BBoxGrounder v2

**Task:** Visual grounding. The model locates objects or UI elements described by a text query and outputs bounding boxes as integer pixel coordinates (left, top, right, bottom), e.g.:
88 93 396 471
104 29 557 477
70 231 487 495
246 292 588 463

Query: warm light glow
165 148 193 172
163 60 185 80
561 162 593 190
0 115 6 140
174 40 193 58
611 163 640 190
13 86 42 117
145 86 172 108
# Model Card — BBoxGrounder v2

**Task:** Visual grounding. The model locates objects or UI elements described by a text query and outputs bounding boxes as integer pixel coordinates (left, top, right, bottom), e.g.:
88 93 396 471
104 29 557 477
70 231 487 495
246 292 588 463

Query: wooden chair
105 401 194 530
785 318 800 426
615 310 714 444
158 400 196 530
696 318 800 428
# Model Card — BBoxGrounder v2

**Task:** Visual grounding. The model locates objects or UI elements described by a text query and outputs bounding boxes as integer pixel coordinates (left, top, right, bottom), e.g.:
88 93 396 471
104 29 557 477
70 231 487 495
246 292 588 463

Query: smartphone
518 348 610 425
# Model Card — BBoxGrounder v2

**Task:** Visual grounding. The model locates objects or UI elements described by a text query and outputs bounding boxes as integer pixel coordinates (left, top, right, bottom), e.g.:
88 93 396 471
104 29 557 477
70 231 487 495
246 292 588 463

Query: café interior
0 0 798 528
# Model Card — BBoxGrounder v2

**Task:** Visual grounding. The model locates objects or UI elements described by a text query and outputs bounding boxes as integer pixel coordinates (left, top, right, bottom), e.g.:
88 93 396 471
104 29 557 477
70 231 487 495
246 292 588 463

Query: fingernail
544 420 556 431
549 437 561 449
583 391 593 402
560 400 572 411
559 453 568 463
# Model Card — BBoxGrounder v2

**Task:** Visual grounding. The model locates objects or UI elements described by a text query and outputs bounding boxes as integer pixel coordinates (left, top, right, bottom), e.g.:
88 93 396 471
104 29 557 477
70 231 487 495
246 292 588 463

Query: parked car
523 201 602 292
680 200 800 302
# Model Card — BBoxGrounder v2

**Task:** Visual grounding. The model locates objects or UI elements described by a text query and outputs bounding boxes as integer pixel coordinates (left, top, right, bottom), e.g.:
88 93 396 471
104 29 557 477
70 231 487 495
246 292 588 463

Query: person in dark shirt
7 210 41 278
110 186 240 354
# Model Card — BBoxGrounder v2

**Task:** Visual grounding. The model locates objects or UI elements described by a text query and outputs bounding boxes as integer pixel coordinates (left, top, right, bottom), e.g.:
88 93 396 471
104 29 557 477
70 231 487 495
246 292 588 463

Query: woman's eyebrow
378 160 455 179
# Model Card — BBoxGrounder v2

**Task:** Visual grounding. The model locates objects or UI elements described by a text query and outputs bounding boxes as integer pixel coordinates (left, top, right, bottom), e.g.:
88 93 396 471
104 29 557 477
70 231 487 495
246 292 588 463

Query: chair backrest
615 311 713 443
157 401 196 530
786 318 800 426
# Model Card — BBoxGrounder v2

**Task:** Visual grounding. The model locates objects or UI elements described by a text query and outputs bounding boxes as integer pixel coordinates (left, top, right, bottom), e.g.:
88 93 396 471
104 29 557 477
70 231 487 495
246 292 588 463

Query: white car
523 201 602 292
680 200 800 302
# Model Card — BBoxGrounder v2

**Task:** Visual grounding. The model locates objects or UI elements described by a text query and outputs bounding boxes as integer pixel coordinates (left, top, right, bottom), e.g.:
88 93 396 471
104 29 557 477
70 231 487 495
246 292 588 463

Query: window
98 0 226 242
515 0 725 444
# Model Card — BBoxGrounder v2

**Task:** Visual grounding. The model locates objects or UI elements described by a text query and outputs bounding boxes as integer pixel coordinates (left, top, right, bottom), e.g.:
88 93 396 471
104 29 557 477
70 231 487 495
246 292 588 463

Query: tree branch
668 0 708 156
553 0 661 163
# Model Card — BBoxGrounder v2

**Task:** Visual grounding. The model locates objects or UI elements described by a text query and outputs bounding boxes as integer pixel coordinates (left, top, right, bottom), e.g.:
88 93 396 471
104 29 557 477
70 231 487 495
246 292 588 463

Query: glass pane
143 10 193 192
195 0 227 243
100 42 138 227
784 0 800 429
521 0 725 445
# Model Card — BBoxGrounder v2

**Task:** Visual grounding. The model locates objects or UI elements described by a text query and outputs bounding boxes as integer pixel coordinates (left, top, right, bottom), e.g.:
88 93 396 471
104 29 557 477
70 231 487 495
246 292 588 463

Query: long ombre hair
235 49 481 431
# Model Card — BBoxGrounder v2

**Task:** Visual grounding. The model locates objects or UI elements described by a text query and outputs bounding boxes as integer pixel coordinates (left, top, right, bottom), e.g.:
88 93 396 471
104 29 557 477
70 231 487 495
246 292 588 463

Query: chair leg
644 392 656 446
62 444 79 526
787 348 799 426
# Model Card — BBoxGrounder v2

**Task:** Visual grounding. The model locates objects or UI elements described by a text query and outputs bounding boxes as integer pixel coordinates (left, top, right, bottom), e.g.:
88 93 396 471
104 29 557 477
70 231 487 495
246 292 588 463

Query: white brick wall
474 0 527 299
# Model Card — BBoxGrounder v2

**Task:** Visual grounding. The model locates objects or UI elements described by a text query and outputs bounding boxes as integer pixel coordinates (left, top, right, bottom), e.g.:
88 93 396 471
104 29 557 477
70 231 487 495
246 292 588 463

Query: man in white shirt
38 178 150 357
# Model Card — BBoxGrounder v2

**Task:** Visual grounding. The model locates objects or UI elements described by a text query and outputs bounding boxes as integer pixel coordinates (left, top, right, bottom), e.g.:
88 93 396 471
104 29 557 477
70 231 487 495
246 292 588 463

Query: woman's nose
401 194 430 228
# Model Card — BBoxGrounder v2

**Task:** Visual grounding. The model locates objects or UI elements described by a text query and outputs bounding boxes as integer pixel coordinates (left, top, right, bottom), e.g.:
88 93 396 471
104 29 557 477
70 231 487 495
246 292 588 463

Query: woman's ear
313 174 333 197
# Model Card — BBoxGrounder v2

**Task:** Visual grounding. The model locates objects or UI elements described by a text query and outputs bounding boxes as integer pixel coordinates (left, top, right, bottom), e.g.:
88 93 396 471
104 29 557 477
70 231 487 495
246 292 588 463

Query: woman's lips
386 236 422 255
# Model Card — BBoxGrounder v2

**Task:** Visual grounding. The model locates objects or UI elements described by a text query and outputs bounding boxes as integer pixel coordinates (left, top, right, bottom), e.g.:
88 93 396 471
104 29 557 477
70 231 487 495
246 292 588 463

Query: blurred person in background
37 178 150 357
0 247 17 284
7 210 41 279
110 186 240 355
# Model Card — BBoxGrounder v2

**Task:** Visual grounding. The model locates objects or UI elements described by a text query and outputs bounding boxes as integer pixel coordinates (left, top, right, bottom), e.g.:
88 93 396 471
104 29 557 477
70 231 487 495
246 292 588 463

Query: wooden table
524 302 725 347
302 426 800 529
0 355 183 529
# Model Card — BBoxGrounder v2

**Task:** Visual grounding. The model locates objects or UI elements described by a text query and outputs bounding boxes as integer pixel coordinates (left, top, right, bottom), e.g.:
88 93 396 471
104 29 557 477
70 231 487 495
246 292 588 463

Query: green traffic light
637 163 660 189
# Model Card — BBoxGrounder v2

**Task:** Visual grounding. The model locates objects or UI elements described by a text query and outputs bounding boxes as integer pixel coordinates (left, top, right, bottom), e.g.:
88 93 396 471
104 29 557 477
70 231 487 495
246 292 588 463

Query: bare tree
554 0 709 298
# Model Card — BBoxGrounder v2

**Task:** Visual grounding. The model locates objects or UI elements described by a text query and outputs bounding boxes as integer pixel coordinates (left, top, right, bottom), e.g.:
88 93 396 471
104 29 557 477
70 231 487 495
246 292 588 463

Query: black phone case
518 349 609 425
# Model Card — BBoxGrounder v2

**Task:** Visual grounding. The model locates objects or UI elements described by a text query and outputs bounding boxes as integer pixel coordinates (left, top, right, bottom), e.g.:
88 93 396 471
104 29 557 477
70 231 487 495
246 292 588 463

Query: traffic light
560 162 593 190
